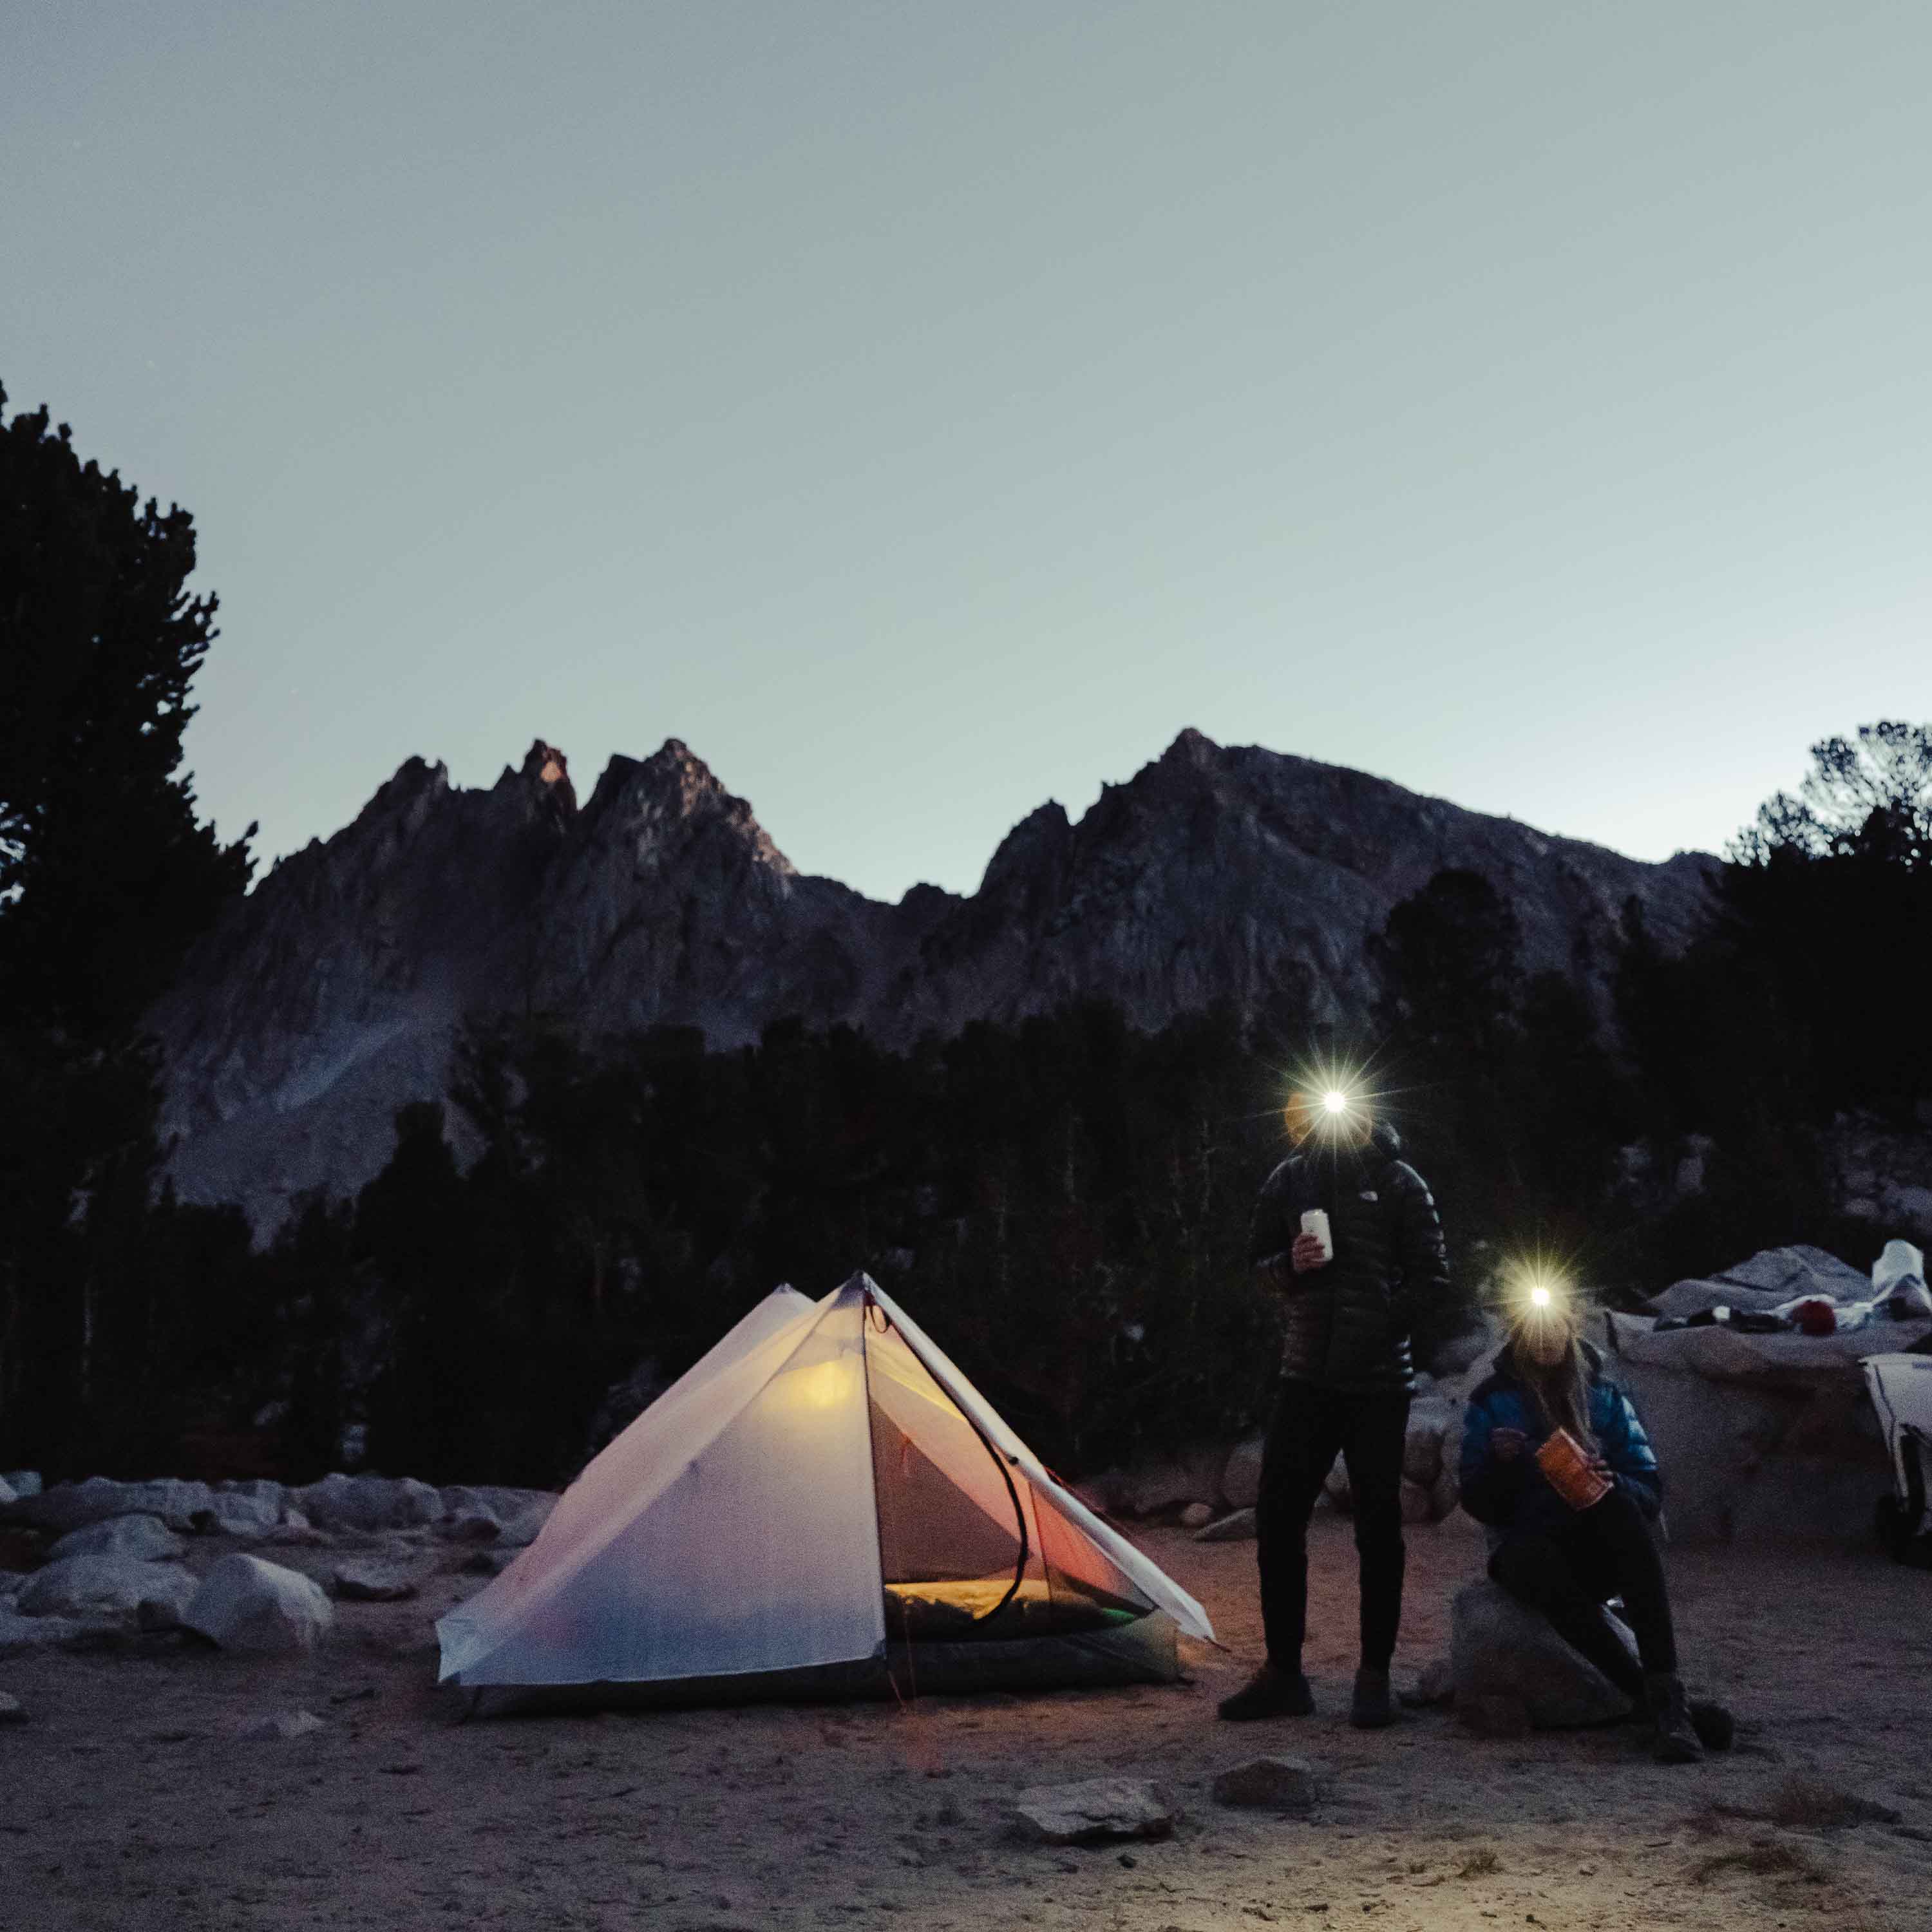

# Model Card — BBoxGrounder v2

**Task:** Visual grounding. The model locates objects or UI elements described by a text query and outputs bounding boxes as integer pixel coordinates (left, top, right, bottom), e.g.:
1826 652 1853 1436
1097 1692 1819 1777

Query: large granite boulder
292 1474 443 1534
1450 1578 1636 1728
203 1481 289 1539
437 1486 558 1544
0 1608 84 1656
16 1555 197 1626
184 1555 335 1654
204 1495 281 1539
5 1477 216 1535
47 1514 187 1565
1119 1446 1229 1517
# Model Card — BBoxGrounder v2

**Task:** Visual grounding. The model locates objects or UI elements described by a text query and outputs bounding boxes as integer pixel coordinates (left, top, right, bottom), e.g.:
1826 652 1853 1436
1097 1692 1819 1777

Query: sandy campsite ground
5 1511 1931 1932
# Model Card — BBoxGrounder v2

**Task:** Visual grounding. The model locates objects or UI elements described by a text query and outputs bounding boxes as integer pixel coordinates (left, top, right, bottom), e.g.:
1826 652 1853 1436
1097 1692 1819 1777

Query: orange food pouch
1535 1428 1612 1510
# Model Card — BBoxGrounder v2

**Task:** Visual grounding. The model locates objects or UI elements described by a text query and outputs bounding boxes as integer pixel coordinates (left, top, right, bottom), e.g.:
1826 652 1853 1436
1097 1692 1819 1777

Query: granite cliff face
151 730 1716 1229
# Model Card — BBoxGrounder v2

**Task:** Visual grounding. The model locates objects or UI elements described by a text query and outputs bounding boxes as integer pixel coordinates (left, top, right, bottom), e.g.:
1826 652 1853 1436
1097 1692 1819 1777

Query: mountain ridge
150 729 1718 1230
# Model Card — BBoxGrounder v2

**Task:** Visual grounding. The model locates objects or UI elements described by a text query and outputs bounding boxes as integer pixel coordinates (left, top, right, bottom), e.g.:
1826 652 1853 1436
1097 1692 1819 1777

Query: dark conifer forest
5 384 1928 1486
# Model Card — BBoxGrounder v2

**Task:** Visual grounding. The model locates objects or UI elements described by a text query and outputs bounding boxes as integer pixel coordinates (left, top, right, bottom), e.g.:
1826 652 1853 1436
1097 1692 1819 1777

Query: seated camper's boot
1644 1672 1705 1764
1349 1666 1397 1729
1218 1662 1315 1721
1689 1698 1735 1752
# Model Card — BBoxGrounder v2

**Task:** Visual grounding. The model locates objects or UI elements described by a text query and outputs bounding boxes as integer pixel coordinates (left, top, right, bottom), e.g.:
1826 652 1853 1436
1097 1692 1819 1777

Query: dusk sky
7 3 1929 902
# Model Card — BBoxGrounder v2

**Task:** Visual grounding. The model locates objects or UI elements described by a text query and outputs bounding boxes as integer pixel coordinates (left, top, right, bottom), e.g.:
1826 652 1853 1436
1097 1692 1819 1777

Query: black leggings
1255 1379 1410 1671
1488 1485 1678 1697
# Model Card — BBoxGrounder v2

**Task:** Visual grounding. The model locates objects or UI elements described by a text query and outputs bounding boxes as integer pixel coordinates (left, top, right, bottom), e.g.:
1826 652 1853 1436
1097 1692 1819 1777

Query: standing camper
1220 1098 1450 1728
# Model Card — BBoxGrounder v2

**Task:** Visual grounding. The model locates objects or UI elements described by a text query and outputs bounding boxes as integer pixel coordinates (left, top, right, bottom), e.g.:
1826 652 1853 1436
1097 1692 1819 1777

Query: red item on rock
1790 1298 1838 1336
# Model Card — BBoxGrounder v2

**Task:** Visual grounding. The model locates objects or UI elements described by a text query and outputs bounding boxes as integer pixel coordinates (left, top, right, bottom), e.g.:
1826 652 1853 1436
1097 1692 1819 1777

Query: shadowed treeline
5 382 1927 1485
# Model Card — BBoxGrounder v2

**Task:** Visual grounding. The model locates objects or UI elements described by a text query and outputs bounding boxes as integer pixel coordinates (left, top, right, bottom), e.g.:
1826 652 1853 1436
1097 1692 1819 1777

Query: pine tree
0 382 254 1466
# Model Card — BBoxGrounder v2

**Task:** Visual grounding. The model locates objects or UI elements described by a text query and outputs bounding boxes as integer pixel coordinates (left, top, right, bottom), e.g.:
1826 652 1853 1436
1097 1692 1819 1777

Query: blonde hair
1508 1302 1597 1452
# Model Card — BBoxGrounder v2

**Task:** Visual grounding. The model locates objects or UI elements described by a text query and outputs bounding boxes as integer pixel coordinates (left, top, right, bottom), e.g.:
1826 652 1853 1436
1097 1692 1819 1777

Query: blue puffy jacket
1459 1340 1662 1534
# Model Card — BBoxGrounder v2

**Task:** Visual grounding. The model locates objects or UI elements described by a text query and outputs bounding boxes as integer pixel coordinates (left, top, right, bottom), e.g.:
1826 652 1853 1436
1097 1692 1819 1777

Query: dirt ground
5 1510 1931 1932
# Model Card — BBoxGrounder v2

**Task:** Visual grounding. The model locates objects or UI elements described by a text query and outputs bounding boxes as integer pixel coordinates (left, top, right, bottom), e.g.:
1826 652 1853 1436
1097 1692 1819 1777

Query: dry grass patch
1766 1776 1902 1831
1690 1841 1828 1886
1455 1849 1501 1879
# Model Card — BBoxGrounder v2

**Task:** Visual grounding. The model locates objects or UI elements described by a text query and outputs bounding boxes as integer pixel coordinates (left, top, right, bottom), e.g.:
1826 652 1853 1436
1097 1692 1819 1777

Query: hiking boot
1349 1666 1397 1729
1644 1671 1704 1764
1217 1662 1315 1721
1688 1698 1734 1752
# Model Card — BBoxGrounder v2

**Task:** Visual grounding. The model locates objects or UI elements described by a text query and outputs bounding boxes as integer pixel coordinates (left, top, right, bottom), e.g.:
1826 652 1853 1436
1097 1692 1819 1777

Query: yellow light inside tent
791 1360 849 1411
1529 1284 1552 1309
1323 1090 1349 1115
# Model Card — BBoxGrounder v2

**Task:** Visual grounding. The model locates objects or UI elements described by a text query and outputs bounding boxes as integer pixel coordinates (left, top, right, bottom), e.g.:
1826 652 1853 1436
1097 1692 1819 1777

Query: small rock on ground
1212 1756 1322 1812
1011 1777 1177 1844
332 1564 419 1603
237 1710 327 1741
0 1691 26 1723
1401 1658 1455 1708
1194 1506 1257 1543
1179 1502 1215 1530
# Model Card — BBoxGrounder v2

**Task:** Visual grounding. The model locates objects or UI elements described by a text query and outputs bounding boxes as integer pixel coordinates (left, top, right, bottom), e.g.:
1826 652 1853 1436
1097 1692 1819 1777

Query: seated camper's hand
1586 1452 1613 1482
1491 1428 1528 1463
1289 1233 1329 1274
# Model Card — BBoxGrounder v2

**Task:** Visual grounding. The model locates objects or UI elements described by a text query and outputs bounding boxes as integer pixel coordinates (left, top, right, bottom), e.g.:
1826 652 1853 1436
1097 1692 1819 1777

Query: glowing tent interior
436 1275 1214 1710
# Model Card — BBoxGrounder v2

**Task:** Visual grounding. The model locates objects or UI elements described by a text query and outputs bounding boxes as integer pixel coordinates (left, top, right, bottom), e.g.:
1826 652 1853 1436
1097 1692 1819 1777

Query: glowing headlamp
1283 1061 1373 1146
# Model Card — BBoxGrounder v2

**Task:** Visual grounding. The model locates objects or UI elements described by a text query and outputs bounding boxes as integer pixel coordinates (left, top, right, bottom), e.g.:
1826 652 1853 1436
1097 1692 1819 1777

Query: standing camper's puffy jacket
1459 1339 1662 1535
1247 1121 1450 1394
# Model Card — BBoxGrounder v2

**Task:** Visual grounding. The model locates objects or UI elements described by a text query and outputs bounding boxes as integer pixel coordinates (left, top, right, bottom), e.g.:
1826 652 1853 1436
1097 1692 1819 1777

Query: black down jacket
1247 1121 1450 1394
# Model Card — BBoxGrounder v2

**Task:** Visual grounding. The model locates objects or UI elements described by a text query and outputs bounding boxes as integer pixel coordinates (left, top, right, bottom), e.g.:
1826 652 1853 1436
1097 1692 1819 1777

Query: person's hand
1585 1453 1614 1482
1289 1232 1329 1274
1492 1427 1528 1464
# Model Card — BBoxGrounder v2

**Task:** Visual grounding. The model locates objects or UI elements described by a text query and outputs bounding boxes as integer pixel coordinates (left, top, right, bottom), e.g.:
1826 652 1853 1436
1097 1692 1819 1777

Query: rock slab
48 1513 187 1565
185 1555 335 1654
1193 1506 1257 1543
0 1610 84 1656
1450 1579 1636 1728
1212 1756 1322 1812
17 1556 196 1625
1011 1778 1177 1844
6 1477 215 1535
293 1475 443 1534
333 1564 419 1602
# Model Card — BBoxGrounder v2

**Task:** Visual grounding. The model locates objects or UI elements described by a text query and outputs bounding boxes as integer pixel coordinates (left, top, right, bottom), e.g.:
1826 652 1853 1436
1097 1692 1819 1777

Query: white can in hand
1300 1208 1333 1262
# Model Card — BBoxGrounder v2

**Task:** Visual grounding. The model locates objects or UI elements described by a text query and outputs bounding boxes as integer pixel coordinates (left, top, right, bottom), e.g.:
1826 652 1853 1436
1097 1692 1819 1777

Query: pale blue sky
6 3 1929 900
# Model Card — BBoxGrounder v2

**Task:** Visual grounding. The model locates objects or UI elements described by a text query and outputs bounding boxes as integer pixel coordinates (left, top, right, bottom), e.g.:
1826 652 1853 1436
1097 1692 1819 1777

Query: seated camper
1459 1289 1731 1764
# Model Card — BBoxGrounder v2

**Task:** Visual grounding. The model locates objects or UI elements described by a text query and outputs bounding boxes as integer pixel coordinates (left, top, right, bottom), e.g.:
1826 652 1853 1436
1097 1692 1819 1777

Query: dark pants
1487 1485 1678 1698
1255 1378 1410 1671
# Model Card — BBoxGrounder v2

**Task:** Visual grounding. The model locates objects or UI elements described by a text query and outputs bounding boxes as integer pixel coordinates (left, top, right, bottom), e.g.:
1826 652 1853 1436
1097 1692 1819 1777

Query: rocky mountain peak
575 738 797 881
516 739 578 816
151 732 1722 1231
980 800 1074 900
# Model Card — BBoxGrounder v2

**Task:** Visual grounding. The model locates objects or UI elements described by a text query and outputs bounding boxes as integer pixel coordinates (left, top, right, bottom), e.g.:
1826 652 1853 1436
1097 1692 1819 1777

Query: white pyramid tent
438 1274 1213 1706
